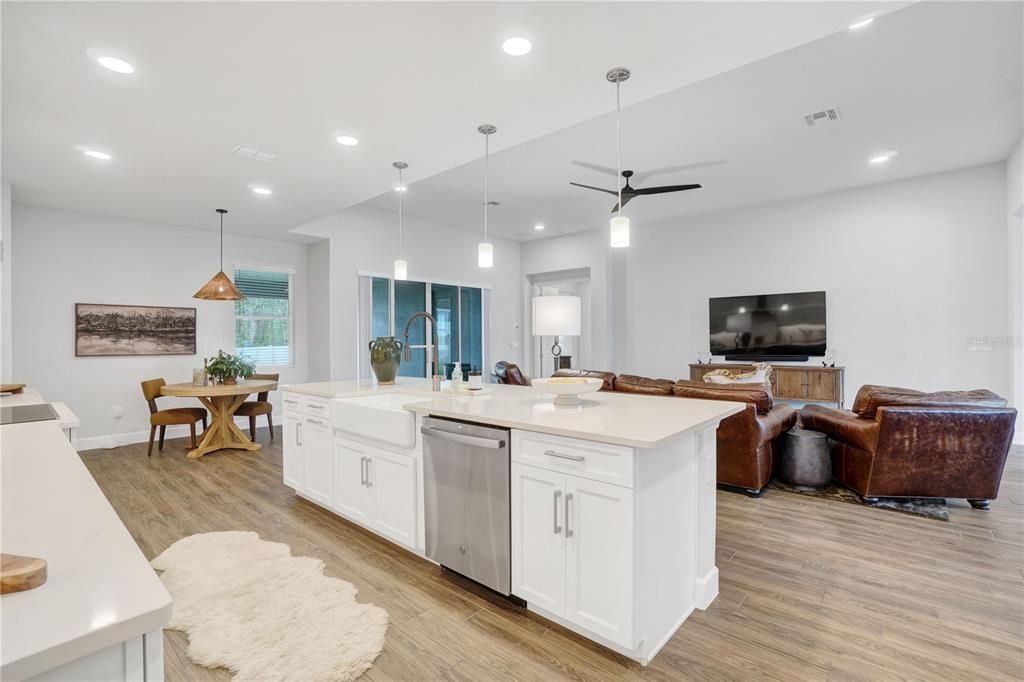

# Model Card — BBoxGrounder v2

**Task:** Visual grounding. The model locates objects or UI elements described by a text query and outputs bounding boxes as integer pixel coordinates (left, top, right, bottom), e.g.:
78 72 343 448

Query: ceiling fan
570 169 702 213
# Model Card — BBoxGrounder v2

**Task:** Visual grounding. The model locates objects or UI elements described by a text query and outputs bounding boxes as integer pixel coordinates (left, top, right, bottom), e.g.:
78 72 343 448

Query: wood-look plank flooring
81 431 1024 681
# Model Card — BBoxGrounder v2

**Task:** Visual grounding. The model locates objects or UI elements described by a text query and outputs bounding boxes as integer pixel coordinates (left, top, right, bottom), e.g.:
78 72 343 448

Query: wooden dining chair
141 378 207 456
235 372 279 441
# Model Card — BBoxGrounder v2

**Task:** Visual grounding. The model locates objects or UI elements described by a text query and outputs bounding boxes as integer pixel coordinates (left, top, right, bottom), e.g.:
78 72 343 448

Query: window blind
235 269 289 299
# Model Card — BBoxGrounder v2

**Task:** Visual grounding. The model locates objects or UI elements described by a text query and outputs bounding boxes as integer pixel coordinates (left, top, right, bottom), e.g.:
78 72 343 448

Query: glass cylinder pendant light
608 67 631 248
193 209 245 300
478 124 497 268
392 161 409 280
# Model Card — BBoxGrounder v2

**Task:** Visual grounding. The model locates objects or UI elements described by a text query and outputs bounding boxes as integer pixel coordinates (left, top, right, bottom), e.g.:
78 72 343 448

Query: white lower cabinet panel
331 435 419 551
368 448 417 547
282 411 304 491
333 438 373 524
302 417 334 506
511 462 635 650
511 463 566 615
565 476 634 648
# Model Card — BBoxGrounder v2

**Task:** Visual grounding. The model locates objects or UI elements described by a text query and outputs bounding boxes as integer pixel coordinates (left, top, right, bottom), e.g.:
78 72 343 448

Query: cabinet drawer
281 392 303 412
302 396 329 415
512 430 633 488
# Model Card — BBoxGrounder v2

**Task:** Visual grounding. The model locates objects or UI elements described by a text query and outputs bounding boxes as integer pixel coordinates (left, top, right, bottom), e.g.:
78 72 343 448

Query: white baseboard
695 567 719 610
77 417 271 452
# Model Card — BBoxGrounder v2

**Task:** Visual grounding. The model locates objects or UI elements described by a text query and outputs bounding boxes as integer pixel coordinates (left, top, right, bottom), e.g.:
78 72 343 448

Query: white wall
306 239 331 382
1 182 12 382
524 164 1012 408
293 205 523 380
1007 137 1023 442
10 204 310 448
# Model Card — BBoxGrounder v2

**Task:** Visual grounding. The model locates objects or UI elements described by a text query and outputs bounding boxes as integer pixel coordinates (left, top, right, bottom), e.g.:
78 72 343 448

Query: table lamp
532 295 582 373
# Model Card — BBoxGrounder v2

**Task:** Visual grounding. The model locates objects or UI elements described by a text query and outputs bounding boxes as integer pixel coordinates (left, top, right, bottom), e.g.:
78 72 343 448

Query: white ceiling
363 1 1023 242
1 1 907 241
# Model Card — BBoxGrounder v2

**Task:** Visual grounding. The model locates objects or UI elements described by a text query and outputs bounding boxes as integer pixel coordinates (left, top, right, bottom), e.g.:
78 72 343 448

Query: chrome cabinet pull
553 490 562 534
365 458 373 487
306 418 324 425
308 403 324 410
359 457 367 486
296 423 303 446
565 492 574 538
544 449 585 462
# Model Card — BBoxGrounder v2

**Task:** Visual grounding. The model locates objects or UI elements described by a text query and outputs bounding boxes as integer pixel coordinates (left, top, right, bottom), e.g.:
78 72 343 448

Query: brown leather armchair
494 361 530 386
672 380 797 496
801 385 1017 508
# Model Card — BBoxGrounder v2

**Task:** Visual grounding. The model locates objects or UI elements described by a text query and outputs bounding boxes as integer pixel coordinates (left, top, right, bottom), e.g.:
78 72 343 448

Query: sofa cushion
856 387 1006 419
614 374 674 396
851 385 922 415
672 380 774 415
551 368 616 392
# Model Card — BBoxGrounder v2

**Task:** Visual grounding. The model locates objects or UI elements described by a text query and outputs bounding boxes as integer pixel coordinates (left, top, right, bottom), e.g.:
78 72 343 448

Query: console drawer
511 430 634 488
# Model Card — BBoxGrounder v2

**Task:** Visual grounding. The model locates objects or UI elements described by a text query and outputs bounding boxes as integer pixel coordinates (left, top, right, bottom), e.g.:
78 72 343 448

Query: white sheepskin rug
152 531 388 682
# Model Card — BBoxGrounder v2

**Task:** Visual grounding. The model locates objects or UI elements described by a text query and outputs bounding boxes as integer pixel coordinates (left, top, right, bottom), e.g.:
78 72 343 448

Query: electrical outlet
113 405 123 419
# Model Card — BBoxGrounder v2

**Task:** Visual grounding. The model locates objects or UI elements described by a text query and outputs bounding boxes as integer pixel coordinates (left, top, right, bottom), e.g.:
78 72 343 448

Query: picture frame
75 303 197 357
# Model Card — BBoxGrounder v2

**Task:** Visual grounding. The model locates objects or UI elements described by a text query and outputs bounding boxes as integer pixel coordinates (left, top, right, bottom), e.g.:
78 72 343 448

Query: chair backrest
251 372 279 402
140 378 166 414
494 361 528 386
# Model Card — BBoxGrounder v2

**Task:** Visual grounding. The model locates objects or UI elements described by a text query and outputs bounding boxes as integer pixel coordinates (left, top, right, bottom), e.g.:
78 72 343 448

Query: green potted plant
205 351 256 385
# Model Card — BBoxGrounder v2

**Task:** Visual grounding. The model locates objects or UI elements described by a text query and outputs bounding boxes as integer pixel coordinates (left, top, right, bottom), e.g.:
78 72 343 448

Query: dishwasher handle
420 425 506 450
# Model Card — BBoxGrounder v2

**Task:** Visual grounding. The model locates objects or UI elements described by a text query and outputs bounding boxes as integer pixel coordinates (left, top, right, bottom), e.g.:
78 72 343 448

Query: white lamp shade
393 258 408 281
478 242 494 268
532 295 582 337
610 215 630 248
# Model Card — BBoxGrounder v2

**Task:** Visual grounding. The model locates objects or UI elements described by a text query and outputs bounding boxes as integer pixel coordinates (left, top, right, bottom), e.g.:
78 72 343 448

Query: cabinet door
282 412 304 491
774 369 808 399
302 418 333 506
333 438 373 524
807 371 837 402
511 463 566 615
368 448 418 548
564 475 634 648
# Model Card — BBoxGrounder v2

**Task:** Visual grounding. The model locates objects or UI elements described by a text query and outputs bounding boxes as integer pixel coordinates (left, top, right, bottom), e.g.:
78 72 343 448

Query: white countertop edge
405 400 746 449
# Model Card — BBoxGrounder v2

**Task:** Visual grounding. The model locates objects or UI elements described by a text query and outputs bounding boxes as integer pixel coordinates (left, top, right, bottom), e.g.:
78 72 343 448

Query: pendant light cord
397 166 404 255
219 211 224 271
616 78 622 216
483 132 489 243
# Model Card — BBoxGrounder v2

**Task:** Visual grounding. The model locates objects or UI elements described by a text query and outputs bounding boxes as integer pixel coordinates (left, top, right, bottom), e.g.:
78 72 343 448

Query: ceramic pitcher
369 336 403 384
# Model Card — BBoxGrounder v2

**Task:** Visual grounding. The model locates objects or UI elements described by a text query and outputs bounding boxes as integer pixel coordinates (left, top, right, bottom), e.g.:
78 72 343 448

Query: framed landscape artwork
75 303 197 357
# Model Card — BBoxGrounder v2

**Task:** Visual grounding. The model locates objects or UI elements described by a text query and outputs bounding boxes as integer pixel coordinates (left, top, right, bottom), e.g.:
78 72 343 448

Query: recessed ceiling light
503 36 532 56
394 184 408 193
849 17 874 30
869 152 897 165
96 56 135 74
251 186 273 195
534 223 545 231
336 135 359 146
82 149 112 160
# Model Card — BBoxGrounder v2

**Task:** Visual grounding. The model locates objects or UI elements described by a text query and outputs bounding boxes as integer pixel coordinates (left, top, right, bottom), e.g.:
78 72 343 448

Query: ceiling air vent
232 145 277 162
803 107 841 126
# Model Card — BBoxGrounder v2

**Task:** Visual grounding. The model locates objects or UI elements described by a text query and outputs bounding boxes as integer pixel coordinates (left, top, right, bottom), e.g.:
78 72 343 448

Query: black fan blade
634 183 702 195
610 194 638 213
569 181 617 196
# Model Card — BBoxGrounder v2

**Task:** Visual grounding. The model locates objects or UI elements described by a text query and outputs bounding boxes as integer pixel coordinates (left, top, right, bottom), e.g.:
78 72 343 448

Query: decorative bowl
531 377 603 406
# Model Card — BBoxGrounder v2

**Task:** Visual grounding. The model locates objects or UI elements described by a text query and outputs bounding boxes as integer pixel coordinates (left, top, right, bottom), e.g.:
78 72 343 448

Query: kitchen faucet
403 311 443 391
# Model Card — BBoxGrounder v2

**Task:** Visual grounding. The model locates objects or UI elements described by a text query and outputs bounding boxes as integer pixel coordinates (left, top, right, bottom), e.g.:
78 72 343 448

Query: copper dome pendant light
193 209 245 300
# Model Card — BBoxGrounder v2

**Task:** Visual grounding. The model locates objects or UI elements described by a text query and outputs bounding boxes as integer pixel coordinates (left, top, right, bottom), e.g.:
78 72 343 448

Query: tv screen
709 291 826 357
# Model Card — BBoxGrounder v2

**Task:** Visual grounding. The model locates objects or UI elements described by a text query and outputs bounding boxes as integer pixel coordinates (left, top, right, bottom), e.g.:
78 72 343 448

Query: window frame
233 263 296 370
362 272 488 379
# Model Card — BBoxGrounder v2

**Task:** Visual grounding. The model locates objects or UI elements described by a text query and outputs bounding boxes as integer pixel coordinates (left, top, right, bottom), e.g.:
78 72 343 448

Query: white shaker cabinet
282 410 304 491
332 437 373 524
302 416 334 506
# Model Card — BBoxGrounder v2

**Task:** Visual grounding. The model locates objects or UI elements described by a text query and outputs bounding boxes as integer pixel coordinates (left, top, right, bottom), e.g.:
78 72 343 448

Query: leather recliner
801 385 1017 508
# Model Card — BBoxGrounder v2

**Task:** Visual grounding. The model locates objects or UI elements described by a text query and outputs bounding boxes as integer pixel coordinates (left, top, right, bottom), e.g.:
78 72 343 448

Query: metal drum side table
779 427 832 488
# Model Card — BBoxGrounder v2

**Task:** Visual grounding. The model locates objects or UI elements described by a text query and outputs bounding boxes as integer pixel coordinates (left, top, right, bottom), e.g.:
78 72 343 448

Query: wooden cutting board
0 384 26 394
1 553 48 594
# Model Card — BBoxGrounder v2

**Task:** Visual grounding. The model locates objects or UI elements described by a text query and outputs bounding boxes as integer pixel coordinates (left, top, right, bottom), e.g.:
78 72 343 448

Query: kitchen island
0 402 171 680
281 378 742 665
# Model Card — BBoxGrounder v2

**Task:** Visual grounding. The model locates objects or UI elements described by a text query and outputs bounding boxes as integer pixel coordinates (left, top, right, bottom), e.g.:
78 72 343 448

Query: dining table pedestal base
189 394 262 459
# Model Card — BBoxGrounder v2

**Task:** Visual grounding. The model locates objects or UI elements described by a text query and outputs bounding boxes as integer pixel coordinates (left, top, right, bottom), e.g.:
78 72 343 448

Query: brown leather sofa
801 385 1016 508
494 361 530 386
550 368 797 495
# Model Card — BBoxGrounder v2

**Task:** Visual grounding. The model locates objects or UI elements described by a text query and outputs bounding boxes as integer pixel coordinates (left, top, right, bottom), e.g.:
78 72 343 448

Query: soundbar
724 355 810 363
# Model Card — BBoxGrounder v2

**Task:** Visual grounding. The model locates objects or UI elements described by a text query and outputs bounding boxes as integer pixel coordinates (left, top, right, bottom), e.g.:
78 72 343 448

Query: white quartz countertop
284 379 744 449
0 420 172 680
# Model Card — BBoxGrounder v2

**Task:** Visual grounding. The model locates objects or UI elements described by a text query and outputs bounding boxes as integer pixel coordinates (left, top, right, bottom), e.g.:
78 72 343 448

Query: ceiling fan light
610 215 630 248
394 258 408 281
478 242 494 268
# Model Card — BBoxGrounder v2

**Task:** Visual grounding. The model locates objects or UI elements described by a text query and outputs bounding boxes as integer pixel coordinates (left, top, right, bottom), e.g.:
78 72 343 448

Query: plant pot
369 336 403 384
223 376 237 385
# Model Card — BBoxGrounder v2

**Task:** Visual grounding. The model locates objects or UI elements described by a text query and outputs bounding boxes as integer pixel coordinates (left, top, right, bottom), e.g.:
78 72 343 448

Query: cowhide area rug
768 480 950 521
152 531 388 682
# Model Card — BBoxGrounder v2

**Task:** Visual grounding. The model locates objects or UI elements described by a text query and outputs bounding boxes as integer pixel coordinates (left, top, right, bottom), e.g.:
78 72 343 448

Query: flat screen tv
709 291 826 360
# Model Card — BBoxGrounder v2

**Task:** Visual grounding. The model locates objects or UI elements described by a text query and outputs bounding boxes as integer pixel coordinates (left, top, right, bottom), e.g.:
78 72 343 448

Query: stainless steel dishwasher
421 416 511 595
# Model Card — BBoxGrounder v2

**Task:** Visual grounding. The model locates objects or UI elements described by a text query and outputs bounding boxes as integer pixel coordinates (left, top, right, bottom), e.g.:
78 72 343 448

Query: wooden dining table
160 379 277 459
